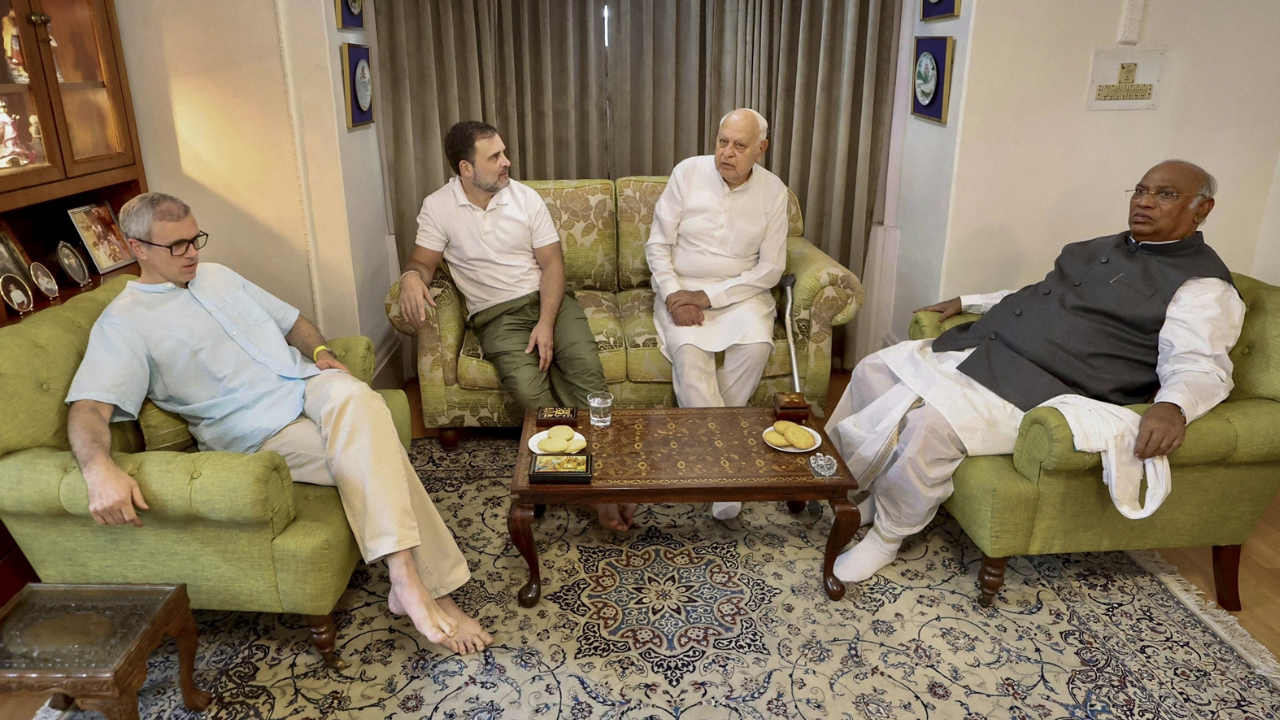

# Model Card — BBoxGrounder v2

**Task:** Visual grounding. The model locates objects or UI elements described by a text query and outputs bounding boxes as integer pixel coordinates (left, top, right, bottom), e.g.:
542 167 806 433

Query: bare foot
595 504 630 531
386 553 458 644
434 595 494 655
620 503 638 527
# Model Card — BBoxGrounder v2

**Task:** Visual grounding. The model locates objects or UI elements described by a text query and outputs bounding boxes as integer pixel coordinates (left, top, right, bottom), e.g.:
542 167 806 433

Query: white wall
888 2 975 335
1252 152 1280 285
886 0 1280 337
115 0 398 380
943 0 1280 298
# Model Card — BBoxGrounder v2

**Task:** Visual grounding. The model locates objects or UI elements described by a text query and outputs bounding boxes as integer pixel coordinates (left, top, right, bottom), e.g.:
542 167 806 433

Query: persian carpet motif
71 439 1280 719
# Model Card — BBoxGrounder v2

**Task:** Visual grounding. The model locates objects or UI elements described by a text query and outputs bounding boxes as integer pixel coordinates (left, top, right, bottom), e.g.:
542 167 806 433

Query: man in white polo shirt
399 121 634 531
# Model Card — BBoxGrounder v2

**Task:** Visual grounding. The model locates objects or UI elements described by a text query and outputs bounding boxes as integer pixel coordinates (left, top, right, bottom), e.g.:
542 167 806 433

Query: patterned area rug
66 438 1280 719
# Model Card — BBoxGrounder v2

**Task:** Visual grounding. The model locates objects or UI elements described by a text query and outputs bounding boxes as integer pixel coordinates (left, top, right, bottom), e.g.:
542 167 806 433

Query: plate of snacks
529 424 588 454
762 420 821 453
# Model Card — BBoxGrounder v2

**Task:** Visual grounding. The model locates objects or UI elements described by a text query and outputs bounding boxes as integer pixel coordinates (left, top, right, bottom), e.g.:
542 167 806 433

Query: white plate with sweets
529 424 588 454
762 420 822 453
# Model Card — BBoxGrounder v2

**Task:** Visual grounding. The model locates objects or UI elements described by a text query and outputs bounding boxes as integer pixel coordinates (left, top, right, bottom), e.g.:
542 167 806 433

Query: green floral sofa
386 177 863 441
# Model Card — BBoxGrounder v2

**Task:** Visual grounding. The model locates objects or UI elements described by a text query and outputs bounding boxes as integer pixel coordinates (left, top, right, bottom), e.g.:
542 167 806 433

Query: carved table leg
1212 544 1243 611
508 498 541 607
978 554 1009 607
166 602 213 711
439 428 460 451
306 614 348 670
50 693 75 711
77 696 141 720
786 500 807 514
823 497 862 600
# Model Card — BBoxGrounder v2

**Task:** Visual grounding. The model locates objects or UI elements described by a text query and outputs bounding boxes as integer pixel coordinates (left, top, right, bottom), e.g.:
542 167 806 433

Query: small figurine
27 114 41 161
1 9 27 83
0 101 34 167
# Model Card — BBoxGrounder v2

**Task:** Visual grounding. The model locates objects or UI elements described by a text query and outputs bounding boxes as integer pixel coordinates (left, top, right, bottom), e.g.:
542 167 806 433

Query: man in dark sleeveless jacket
825 161 1246 583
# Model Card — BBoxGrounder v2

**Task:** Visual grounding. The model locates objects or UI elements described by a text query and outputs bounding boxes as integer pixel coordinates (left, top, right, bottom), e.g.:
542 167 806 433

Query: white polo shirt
415 177 559 316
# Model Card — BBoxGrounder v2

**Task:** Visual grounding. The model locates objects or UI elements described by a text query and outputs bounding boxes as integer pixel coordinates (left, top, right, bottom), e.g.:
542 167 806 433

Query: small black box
529 453 593 484
536 407 579 428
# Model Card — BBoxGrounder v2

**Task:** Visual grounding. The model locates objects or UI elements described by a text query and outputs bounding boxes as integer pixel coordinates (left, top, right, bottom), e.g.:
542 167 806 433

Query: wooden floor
10 374 1271 720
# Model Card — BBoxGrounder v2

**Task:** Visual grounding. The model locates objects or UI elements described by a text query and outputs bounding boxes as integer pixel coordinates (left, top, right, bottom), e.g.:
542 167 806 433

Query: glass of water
588 391 614 427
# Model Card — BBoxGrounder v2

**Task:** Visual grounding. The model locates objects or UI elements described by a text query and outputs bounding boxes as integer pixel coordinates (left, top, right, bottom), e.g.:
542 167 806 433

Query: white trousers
671 342 773 408
259 371 471 598
841 356 969 539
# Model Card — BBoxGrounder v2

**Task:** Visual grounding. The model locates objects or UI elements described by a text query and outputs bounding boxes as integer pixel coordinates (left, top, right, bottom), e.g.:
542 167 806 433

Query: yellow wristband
312 345 332 362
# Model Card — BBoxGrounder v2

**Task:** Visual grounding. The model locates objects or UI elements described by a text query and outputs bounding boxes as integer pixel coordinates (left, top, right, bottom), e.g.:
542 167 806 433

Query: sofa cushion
140 400 195 452
617 288 792 383
456 292 628 391
615 176 806 291
524 180 618 293
1227 273 1280 403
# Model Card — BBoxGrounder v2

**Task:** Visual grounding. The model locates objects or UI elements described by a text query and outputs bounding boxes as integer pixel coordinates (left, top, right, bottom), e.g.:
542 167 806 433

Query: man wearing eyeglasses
64 193 493 656
825 160 1245 583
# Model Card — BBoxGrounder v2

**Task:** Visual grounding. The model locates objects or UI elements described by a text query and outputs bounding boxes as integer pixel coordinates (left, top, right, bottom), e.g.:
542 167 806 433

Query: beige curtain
375 0 609 264
376 0 899 362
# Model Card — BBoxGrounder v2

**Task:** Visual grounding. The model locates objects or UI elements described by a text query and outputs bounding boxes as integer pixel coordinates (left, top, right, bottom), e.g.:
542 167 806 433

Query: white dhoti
655 288 775 409
260 370 471 598
826 339 1024 538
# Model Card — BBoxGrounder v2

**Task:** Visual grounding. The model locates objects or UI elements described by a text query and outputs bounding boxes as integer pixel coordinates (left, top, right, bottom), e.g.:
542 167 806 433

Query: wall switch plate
1087 48 1163 111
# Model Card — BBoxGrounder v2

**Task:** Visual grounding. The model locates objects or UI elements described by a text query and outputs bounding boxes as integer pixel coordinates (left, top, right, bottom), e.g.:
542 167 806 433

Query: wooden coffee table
0 583 211 720
508 407 861 607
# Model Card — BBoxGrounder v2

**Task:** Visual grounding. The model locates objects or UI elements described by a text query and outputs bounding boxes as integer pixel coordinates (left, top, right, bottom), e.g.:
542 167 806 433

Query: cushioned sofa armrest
786 236 864 328
327 336 375 384
0 448 296 535
909 311 983 341
1011 400 1277 479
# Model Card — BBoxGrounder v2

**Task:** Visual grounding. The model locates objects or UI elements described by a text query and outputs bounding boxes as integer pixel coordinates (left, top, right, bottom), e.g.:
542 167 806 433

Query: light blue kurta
66 263 320 453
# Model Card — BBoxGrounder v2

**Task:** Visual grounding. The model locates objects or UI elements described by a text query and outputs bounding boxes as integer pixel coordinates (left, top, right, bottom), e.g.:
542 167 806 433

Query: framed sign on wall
911 36 956 125
921 0 961 22
342 44 375 128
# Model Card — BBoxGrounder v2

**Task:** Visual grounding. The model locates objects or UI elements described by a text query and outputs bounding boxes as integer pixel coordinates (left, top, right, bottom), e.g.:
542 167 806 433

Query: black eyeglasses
134 231 209 256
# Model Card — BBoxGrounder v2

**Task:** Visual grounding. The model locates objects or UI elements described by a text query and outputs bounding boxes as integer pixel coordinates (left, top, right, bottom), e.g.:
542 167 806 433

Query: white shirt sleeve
527 191 561 249
65 318 150 422
1152 277 1245 422
959 290 1015 314
700 184 790 309
415 197 449 251
644 167 687 302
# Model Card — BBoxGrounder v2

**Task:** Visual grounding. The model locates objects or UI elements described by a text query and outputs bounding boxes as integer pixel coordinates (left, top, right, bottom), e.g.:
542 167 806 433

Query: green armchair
910 272 1280 609
0 276 412 668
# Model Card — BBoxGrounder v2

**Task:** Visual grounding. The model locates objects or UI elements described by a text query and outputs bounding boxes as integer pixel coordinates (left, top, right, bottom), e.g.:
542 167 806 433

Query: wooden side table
0 584 212 720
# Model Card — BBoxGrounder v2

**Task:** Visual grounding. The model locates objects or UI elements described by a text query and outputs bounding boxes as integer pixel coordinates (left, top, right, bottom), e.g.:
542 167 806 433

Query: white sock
833 525 902 583
711 502 742 520
857 495 875 528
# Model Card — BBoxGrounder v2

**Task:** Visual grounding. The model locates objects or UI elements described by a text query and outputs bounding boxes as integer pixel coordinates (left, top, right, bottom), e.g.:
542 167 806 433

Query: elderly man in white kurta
826 160 1246 584
645 108 790 521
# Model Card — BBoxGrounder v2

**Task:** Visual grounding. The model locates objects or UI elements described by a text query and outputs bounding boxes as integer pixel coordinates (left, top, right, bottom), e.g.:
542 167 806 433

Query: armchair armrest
910 311 982 341
327 336 375 384
386 272 467 426
784 236 863 416
0 447 296 535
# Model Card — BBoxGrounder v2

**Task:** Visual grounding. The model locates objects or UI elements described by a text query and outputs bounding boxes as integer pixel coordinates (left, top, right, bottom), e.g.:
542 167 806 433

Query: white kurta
827 276 1245 536
645 155 790 358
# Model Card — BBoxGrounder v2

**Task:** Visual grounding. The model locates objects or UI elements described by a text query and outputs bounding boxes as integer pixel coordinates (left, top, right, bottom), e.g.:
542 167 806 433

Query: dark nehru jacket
932 231 1234 411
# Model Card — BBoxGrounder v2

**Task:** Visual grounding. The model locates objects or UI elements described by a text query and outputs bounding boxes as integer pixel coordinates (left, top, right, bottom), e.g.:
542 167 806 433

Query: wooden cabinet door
28 0 133 178
0 0 65 193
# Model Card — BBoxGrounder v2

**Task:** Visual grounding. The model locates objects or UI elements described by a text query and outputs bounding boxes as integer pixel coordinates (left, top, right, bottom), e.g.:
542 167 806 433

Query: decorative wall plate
915 52 938 106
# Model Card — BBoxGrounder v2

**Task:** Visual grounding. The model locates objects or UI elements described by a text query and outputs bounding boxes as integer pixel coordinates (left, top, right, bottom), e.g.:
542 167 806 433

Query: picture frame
342 43 374 128
0 273 33 314
67 202 135 274
335 0 364 30
921 0 961 22
0 220 31 284
29 261 57 298
912 36 956 125
56 241 90 286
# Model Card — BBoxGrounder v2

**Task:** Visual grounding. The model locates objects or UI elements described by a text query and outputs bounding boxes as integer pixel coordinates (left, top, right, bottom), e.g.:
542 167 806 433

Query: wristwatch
312 344 333 362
